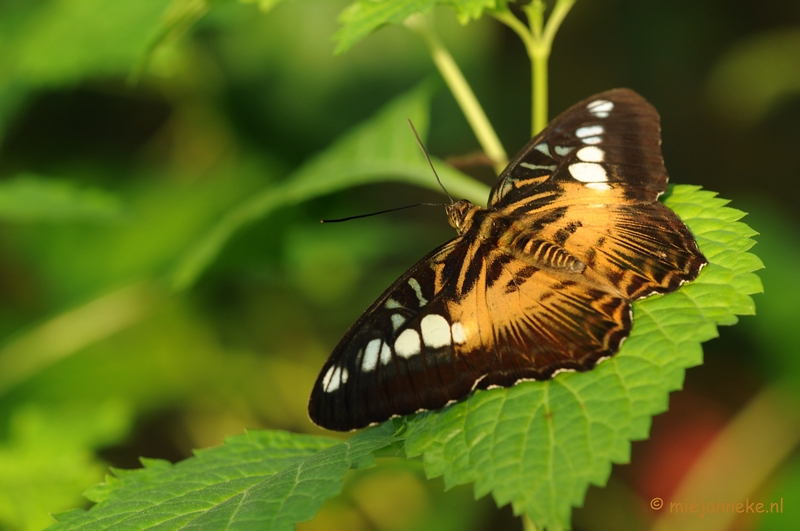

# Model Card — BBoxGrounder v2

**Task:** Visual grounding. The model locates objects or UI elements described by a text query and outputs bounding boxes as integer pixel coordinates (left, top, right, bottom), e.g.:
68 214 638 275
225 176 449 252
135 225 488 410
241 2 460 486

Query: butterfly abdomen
517 238 586 273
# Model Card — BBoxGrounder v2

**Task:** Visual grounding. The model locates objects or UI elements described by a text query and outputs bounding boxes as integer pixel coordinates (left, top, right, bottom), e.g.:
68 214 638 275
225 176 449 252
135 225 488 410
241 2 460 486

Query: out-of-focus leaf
706 28 800 126
0 283 157 395
6 0 172 86
736 202 800 385
169 84 489 291
129 0 213 83
284 222 399 306
336 0 437 55
335 0 504 54
0 175 122 222
238 0 286 13
758 456 800 531
3 295 266 424
12 167 263 305
0 403 131 531
48 423 394 531
403 186 762 530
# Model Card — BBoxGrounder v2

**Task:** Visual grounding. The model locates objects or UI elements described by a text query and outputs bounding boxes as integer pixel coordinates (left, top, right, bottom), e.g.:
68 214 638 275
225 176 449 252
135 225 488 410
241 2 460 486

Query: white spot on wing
385 298 402 309
534 143 552 157
323 366 347 393
451 322 467 344
581 136 602 145
520 162 556 171
576 125 604 138
554 145 574 156
362 339 381 372
380 341 392 364
587 99 614 118
587 99 614 111
586 182 611 191
421 314 451 348
322 366 335 390
576 146 605 162
394 328 421 358
391 313 406 331
570 162 608 183
407 278 427 307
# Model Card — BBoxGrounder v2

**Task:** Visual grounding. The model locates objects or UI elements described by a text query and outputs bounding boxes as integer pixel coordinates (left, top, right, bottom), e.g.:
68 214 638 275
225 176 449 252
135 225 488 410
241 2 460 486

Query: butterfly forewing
309 88 707 431
490 88 667 209
308 240 483 431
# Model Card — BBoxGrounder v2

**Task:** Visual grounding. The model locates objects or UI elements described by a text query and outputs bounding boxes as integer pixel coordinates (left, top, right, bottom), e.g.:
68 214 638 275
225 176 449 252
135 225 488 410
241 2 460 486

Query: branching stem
405 13 508 175
493 0 575 136
406 2 576 168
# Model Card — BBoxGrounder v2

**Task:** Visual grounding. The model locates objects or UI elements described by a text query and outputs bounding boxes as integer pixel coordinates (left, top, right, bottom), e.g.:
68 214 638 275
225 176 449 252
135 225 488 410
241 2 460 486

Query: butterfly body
309 89 706 431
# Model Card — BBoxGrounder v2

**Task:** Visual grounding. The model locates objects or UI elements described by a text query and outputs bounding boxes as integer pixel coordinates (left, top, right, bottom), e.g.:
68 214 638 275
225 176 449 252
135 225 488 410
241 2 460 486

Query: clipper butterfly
308 89 706 431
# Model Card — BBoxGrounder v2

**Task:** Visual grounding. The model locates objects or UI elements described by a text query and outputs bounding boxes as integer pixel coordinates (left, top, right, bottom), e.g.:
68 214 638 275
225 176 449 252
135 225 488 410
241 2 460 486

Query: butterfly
308 89 706 431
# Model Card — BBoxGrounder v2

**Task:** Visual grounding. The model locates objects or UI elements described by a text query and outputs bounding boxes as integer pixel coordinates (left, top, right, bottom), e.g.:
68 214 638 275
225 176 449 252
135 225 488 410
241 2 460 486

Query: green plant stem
523 514 538 531
405 14 508 175
490 7 537 134
128 0 209 85
523 1 547 134
493 0 576 136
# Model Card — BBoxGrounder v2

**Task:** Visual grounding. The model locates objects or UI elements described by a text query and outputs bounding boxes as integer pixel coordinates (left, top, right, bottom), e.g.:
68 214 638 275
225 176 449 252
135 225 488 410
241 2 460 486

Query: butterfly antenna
407 119 454 204
321 203 445 223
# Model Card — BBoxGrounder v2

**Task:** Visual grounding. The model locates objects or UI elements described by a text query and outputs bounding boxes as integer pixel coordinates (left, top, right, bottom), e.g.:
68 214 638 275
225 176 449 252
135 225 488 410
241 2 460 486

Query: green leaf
5 0 172 86
128 0 212 84
48 422 396 530
0 403 132 531
335 0 504 54
402 185 762 530
169 83 489 291
0 175 122 222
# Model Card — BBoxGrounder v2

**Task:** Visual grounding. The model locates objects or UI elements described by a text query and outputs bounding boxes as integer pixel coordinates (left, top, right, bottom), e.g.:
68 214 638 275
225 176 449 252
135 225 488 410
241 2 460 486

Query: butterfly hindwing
443 243 633 389
309 88 707 431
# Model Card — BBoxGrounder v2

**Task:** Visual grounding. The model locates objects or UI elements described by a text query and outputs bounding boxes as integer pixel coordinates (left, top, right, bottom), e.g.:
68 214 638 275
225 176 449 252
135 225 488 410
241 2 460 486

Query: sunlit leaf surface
402 186 762 530
50 424 394 530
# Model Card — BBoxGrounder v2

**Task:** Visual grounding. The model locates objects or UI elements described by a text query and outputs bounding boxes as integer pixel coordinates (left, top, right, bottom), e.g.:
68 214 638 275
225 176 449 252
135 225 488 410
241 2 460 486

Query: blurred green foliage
0 0 797 530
